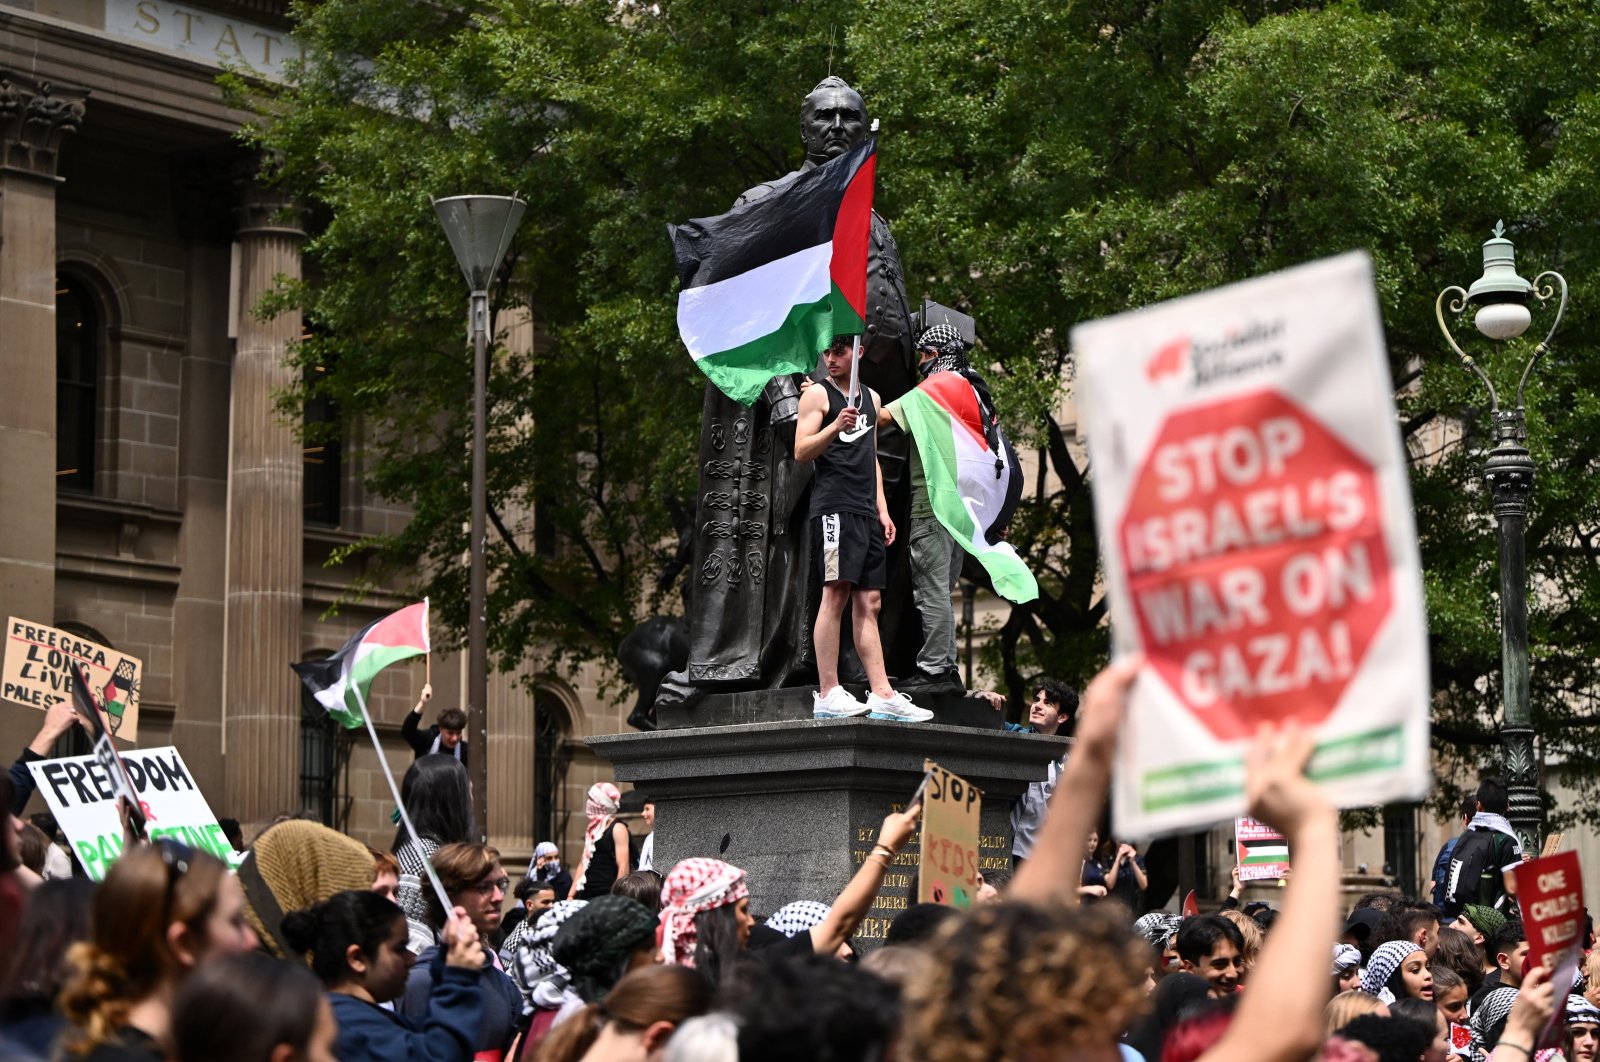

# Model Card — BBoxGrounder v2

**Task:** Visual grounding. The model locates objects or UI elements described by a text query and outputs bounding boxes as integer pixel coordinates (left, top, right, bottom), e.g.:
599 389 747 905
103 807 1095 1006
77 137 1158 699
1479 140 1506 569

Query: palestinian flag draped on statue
669 137 876 405
892 372 1038 603
290 600 430 729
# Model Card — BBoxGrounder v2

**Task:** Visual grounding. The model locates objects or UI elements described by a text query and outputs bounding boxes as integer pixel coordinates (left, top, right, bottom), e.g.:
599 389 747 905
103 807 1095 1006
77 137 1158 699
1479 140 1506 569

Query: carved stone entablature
0 72 88 180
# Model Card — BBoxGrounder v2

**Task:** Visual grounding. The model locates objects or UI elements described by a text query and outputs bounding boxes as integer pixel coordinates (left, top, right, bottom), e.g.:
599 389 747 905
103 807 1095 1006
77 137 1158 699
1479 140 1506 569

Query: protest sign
26 746 236 880
917 760 981 907
1515 850 1585 1048
1235 817 1290 882
4 616 141 742
1072 252 1430 836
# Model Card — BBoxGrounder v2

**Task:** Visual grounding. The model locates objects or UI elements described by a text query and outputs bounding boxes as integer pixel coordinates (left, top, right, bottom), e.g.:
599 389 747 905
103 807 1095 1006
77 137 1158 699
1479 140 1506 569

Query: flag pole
355 683 453 914
841 119 878 442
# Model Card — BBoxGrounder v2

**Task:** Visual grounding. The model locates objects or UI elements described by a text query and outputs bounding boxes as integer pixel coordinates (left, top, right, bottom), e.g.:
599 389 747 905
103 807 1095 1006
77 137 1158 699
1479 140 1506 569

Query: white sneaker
866 690 934 723
813 685 870 719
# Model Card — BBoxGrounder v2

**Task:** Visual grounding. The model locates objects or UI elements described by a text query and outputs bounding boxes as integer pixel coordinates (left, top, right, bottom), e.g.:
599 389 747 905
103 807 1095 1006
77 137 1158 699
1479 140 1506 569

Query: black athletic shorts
813 511 887 590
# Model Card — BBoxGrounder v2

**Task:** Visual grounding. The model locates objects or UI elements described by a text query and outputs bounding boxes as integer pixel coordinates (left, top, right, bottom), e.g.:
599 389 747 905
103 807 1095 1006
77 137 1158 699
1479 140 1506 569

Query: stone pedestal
589 714 1067 946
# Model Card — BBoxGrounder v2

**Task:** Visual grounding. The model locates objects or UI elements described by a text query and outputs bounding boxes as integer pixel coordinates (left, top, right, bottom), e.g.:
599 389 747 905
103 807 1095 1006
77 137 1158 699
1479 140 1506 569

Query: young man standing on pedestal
795 335 931 722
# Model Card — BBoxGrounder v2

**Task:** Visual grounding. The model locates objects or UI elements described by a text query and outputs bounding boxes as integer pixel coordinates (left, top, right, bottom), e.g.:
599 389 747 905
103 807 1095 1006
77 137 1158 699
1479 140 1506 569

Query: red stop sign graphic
1117 390 1391 740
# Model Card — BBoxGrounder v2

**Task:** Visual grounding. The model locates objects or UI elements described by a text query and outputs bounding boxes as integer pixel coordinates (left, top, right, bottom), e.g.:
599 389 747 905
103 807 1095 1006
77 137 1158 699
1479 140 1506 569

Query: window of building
298 659 349 827
303 346 343 527
56 275 100 493
1383 803 1421 898
533 690 570 844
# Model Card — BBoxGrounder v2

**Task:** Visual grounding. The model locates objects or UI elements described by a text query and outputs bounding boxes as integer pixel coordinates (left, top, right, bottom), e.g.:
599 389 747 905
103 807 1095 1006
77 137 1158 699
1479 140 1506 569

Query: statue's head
801 76 868 166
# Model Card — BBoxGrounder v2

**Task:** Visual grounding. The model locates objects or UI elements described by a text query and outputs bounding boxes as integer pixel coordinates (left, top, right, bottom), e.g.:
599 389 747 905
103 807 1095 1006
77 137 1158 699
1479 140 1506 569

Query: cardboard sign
4 616 142 742
1515 850 1585 1048
26 746 236 880
917 760 981 907
1235 816 1290 882
1072 252 1430 835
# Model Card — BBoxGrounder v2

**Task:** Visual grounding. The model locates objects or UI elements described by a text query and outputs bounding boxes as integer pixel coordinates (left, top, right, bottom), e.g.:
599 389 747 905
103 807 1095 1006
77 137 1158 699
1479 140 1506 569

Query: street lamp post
1435 221 1567 854
433 194 526 843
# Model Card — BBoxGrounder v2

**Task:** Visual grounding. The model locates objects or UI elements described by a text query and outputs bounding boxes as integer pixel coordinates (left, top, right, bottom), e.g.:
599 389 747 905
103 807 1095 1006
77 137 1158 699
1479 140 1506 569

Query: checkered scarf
571 782 621 896
1569 994 1600 1026
916 323 971 377
1469 987 1521 1053
764 900 831 938
503 898 589 1013
659 858 748 967
1134 912 1182 950
1360 940 1421 1003
1461 904 1507 941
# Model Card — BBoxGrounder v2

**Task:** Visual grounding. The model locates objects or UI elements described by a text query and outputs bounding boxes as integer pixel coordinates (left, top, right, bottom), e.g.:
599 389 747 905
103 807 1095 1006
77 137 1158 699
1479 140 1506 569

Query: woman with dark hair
1388 997 1450 1062
282 888 484 1062
393 753 474 953
533 965 710 1062
658 858 751 989
57 842 259 1061
1361 941 1432 1005
0 876 95 1055
172 952 337 1062
1432 926 1485 998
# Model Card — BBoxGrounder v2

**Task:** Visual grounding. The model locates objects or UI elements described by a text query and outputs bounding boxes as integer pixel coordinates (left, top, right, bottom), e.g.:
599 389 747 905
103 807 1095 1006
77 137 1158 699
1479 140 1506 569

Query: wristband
869 845 895 862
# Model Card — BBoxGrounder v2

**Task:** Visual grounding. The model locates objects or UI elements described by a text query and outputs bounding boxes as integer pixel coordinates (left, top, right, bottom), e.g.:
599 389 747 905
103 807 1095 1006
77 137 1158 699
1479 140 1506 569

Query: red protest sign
1517 850 1584 968
1118 391 1393 740
1515 850 1584 1050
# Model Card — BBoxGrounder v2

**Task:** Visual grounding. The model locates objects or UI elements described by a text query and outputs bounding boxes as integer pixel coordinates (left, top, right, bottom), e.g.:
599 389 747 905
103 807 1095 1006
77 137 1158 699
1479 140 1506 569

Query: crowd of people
0 660 1588 1061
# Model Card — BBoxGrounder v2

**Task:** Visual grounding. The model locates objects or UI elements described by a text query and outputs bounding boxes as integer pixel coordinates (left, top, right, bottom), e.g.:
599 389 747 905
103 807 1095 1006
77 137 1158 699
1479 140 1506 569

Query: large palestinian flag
669 137 876 405
290 600 430 729
892 372 1039 603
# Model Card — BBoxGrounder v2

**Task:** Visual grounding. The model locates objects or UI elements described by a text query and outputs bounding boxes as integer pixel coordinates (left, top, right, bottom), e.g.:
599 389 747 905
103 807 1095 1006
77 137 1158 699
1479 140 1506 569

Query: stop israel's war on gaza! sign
1072 252 1431 836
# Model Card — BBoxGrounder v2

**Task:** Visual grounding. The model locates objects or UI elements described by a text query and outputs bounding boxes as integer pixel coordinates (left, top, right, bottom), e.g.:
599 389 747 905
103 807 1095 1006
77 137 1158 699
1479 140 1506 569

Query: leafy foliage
250 0 1600 819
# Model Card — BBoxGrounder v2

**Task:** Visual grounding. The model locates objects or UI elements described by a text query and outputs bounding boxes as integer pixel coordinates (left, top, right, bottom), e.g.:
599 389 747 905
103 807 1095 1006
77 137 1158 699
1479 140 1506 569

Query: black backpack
1441 828 1510 918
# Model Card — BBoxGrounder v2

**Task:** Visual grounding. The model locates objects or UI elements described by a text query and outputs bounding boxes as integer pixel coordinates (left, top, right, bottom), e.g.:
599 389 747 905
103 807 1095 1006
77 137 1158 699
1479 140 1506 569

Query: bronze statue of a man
653 76 916 717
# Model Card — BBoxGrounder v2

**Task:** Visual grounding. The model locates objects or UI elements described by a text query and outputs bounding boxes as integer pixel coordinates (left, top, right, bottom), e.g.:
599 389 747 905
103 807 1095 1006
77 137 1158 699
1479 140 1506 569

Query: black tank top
809 380 878 519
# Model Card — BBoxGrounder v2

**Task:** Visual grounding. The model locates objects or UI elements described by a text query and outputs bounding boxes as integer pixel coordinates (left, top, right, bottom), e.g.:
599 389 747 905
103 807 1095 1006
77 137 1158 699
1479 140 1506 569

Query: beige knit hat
238 819 375 959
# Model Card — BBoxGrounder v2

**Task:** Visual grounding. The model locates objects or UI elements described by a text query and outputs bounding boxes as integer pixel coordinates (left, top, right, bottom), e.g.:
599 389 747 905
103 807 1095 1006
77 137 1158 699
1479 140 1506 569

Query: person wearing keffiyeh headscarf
1332 943 1363 993
1568 993 1600 1062
659 858 751 986
1361 940 1429 1005
570 782 629 900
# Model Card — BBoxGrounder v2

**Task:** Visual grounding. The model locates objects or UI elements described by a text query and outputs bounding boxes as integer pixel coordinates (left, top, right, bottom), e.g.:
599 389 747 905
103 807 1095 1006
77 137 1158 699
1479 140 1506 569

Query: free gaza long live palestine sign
1072 252 1430 836
4 617 142 743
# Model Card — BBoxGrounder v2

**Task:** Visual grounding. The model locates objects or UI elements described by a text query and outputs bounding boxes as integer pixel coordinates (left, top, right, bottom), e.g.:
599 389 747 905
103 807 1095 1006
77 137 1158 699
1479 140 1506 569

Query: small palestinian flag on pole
102 658 136 737
292 600 453 913
890 372 1039 604
291 600 431 728
669 136 876 406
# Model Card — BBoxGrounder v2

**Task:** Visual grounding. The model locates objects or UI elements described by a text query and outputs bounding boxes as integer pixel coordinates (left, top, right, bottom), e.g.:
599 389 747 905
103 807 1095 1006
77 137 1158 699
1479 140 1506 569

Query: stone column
222 176 305 823
0 73 85 635
488 664 536 862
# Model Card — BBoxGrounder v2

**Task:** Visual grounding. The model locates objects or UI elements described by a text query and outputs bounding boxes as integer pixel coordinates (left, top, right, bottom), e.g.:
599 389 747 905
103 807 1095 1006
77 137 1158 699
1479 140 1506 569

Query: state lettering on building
1073 252 1431 836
